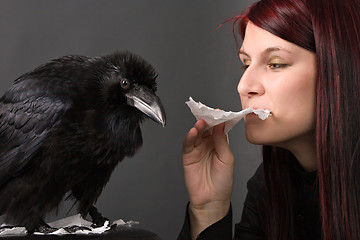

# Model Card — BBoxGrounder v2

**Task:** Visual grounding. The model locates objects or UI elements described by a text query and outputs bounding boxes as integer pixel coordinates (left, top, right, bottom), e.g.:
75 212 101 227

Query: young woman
178 0 360 239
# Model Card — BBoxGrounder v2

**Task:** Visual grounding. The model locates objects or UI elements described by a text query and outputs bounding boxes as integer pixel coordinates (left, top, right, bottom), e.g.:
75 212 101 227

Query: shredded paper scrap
186 97 271 133
0 214 139 237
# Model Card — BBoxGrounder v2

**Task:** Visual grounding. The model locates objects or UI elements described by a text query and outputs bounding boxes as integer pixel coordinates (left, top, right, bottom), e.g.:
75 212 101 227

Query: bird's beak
125 84 166 127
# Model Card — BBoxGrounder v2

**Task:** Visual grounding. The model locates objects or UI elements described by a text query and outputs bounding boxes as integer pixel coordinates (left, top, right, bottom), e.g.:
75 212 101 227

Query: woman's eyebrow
239 47 292 57
264 47 292 55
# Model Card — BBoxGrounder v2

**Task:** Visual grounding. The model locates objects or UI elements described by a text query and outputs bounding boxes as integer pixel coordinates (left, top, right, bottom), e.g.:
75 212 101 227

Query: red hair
233 0 360 239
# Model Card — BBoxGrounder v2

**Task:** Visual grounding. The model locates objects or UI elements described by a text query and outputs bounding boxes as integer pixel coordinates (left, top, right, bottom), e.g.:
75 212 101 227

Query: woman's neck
279 133 317 172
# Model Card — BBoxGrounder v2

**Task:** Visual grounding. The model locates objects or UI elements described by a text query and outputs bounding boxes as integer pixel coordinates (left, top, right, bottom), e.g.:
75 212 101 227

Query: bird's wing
0 82 71 186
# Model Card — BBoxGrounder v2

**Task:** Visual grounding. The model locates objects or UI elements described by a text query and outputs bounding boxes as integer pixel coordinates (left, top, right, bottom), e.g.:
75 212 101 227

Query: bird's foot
91 216 110 228
64 225 92 233
33 222 58 234
88 206 110 228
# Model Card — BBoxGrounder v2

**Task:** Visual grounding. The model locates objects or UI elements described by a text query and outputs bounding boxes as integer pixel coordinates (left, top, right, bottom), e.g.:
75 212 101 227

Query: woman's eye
268 63 289 69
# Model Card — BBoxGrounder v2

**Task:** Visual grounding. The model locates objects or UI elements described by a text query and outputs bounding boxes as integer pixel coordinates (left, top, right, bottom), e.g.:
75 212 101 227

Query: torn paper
0 214 139 237
186 97 271 133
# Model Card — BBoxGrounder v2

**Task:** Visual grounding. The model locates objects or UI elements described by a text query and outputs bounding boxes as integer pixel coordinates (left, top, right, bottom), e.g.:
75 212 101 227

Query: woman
178 0 360 239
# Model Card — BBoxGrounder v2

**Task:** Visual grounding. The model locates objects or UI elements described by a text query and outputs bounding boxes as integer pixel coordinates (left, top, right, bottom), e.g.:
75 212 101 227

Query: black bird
0 51 166 233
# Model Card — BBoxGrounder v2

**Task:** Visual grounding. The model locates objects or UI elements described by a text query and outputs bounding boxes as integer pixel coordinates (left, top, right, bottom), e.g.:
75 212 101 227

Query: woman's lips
245 112 258 119
244 108 272 120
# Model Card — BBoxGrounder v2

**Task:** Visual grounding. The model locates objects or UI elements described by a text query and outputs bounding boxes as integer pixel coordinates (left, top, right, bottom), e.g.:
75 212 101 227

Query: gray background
0 0 260 239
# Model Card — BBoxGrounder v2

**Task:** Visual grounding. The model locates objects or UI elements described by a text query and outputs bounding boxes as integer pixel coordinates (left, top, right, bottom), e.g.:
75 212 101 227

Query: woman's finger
212 123 234 164
182 119 208 154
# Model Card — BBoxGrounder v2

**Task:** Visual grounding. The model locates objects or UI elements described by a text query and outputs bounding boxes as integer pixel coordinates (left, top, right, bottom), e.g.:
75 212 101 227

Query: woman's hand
182 119 234 239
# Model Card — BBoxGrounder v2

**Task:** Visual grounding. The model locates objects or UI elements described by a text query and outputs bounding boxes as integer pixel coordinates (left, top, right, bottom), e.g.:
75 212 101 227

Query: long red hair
233 0 360 239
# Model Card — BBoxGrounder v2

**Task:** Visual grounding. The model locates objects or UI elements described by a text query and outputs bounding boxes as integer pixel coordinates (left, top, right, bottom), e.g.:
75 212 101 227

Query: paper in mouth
185 97 271 133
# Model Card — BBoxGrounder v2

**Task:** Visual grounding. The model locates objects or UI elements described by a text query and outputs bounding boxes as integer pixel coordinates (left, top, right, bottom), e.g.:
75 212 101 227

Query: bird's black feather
0 51 165 233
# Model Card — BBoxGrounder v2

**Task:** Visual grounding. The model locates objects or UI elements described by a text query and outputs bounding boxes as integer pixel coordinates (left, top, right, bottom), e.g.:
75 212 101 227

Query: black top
178 162 322 240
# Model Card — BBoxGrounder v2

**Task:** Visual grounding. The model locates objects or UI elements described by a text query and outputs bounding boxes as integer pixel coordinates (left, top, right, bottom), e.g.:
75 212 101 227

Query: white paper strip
186 97 271 133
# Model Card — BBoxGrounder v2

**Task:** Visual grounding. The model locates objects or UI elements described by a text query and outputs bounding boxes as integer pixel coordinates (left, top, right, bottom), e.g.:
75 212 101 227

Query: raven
0 51 166 233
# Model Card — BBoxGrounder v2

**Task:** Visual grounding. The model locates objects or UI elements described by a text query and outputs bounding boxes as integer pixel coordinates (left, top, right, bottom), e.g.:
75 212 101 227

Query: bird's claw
91 217 110 228
64 225 92 233
88 206 110 228
34 223 58 234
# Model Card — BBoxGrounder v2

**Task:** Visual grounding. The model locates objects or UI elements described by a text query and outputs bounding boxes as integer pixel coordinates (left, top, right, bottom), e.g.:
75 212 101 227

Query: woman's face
238 21 316 151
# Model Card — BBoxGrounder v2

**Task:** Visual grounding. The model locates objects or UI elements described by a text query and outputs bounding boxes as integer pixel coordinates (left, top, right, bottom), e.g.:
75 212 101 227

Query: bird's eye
120 78 130 90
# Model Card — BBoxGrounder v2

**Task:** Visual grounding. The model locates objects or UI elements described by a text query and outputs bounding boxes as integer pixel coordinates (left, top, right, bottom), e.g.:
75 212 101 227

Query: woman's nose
237 67 265 98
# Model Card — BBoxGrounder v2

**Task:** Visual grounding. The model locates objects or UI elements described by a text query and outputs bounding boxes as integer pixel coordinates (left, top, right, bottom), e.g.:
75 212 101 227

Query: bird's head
95 51 166 127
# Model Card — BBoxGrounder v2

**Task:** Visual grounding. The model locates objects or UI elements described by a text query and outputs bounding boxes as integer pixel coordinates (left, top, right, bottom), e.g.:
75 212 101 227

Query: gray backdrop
0 1 260 239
